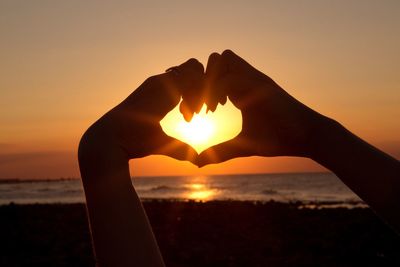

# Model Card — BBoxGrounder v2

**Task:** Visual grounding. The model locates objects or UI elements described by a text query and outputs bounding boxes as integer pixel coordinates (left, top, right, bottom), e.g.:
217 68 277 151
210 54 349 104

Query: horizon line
0 171 333 183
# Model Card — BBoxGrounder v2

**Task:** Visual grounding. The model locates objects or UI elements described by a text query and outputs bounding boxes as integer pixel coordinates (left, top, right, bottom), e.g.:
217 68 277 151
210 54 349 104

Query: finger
205 52 223 112
205 52 233 111
196 135 252 167
171 58 205 121
220 49 244 69
206 50 247 111
124 56 199 123
178 57 204 74
154 134 198 165
214 51 236 106
166 58 204 93
127 73 181 119
179 100 194 122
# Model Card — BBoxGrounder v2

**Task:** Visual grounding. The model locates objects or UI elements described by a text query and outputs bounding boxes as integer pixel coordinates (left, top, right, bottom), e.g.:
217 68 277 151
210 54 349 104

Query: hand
197 50 329 166
81 58 204 163
78 60 206 267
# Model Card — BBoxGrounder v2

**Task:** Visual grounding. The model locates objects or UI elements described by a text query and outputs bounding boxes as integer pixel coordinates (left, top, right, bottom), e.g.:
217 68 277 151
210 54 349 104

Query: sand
1 201 399 267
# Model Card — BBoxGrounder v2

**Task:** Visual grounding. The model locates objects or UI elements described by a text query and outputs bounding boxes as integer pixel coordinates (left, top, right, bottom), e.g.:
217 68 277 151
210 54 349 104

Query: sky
0 0 399 179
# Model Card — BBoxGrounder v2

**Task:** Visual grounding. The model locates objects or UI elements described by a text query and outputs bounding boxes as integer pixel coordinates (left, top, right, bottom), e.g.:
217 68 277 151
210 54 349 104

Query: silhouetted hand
78 60 206 267
82 58 204 163
78 52 400 266
197 50 328 166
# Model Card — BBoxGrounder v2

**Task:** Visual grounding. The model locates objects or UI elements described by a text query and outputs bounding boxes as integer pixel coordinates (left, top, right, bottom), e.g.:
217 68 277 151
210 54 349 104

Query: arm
312 118 400 230
198 50 400 232
78 58 203 267
79 127 165 267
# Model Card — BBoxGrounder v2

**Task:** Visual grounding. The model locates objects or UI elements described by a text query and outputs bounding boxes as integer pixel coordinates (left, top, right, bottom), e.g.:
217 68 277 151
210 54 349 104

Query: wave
149 185 183 192
261 189 278 195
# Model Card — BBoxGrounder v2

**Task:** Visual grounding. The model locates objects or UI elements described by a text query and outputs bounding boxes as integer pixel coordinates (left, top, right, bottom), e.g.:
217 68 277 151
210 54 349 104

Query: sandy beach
1 201 400 267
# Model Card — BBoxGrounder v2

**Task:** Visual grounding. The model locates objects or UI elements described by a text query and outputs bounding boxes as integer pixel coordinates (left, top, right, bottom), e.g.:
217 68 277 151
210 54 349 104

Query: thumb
196 135 252 167
154 135 198 165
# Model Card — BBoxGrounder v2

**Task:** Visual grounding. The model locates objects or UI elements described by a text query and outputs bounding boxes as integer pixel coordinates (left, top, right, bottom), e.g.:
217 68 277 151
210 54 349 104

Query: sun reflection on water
185 182 217 201
187 190 215 200
189 183 205 190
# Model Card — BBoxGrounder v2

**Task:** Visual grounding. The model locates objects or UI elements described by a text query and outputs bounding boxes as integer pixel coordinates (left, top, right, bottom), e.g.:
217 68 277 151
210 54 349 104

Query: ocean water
0 173 364 207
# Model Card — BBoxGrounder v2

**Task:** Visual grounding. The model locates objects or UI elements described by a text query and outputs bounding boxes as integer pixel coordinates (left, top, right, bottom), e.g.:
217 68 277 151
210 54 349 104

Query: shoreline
0 173 361 206
0 199 367 209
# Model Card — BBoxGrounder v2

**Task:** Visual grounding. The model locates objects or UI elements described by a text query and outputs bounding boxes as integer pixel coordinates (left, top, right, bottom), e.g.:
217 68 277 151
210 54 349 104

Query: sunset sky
1 1 399 179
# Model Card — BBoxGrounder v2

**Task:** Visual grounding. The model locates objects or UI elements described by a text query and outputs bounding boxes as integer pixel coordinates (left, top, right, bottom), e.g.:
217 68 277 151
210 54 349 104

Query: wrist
78 122 129 182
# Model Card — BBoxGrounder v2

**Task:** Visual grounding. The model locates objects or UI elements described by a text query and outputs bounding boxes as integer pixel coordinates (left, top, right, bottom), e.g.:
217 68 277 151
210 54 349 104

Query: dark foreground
1 201 399 267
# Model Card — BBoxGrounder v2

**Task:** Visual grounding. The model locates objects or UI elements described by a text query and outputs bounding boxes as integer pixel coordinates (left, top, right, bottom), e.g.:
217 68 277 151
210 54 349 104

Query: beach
1 201 399 267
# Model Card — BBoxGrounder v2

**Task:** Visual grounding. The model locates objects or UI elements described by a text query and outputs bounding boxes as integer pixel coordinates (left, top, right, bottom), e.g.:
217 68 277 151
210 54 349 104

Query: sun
177 112 215 145
160 99 242 153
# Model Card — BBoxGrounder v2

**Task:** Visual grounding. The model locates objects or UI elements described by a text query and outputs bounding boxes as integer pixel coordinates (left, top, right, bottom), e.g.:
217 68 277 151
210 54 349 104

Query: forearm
311 118 400 231
78 125 165 267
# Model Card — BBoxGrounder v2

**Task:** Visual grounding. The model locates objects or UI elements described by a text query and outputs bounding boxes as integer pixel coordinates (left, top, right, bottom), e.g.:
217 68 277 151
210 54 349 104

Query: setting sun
177 114 215 145
160 99 242 153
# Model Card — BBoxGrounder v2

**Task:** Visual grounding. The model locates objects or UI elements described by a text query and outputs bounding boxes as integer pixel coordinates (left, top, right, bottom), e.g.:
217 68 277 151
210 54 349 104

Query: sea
0 173 365 208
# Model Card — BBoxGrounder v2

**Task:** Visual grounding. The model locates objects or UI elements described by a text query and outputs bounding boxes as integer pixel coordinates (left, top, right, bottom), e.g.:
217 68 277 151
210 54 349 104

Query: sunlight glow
188 183 205 190
177 115 215 146
160 99 242 153
185 182 216 201
187 190 215 200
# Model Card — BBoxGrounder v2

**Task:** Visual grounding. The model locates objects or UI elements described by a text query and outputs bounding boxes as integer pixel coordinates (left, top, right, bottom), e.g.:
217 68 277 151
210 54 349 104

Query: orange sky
0 1 399 178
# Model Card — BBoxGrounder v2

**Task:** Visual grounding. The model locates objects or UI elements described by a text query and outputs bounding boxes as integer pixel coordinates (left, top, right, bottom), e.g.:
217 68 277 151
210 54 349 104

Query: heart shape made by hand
160 99 242 154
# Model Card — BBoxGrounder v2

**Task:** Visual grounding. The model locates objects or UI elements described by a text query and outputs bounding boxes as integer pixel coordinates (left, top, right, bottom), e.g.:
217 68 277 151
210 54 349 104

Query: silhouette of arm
79 132 166 267
198 50 400 232
78 59 202 267
311 118 400 231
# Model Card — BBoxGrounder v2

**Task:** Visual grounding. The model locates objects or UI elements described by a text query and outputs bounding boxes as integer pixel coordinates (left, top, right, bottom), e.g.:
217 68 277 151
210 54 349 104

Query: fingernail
220 96 227 105
184 113 193 122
